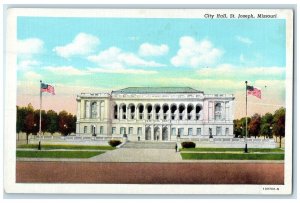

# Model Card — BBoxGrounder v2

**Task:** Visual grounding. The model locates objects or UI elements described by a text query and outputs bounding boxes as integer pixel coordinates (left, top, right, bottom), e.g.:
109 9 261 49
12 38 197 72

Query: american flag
41 83 55 95
247 85 261 99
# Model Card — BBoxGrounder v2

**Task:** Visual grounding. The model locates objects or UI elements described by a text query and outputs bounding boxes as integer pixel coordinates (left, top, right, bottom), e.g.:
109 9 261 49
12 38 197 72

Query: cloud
236 36 253 45
88 67 157 75
88 46 166 68
17 38 44 58
171 36 223 68
138 43 169 56
17 60 40 70
45 66 90 76
24 71 42 80
53 33 100 58
196 64 285 79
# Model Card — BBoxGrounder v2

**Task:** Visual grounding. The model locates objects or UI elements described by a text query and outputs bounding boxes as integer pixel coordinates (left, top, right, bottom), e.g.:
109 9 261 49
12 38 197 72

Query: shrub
108 140 122 147
181 141 196 148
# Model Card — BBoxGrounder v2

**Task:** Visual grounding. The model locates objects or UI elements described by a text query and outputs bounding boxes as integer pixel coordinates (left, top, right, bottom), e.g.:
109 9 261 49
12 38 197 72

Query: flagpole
245 81 248 153
39 80 42 150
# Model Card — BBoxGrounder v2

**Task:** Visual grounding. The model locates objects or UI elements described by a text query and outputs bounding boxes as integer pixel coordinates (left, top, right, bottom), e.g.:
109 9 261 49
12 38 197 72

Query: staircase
121 141 176 149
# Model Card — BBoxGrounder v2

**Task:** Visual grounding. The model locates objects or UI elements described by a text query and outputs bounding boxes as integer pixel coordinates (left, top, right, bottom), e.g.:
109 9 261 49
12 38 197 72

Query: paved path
89 148 182 162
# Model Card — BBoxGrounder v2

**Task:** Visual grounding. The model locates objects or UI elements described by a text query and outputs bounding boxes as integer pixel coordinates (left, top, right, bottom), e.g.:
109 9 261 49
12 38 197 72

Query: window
216 126 222 136
120 127 126 135
129 127 133 135
197 128 201 136
91 102 97 118
100 126 104 135
215 103 222 121
178 128 184 137
84 126 87 133
188 128 193 136
171 128 176 136
137 127 142 135
112 127 116 134
225 128 229 136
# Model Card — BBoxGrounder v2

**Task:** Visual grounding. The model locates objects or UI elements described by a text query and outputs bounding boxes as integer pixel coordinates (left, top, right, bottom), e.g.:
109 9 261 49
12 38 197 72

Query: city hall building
76 87 235 141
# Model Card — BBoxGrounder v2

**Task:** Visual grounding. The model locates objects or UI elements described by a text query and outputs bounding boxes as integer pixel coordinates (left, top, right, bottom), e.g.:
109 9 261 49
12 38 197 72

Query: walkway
89 148 182 162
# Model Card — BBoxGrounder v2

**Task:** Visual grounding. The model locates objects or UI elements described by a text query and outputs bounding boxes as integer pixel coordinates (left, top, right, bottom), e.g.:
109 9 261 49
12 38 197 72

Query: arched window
114 104 118 119
162 104 169 120
178 104 185 120
187 104 194 120
137 104 144 120
146 104 152 120
91 102 97 118
170 104 177 120
196 104 202 120
215 103 222 120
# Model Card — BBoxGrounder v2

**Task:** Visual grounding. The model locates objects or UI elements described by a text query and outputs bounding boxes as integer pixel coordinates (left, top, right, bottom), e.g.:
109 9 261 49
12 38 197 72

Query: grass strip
180 148 284 153
17 144 115 150
16 150 104 158
181 153 284 160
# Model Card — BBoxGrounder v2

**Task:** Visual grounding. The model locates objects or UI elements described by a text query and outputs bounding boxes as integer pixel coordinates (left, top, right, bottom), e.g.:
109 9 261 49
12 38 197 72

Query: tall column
160 126 163 141
152 106 155 121
151 125 154 141
97 101 101 119
144 104 147 120
118 104 120 120
120 105 123 120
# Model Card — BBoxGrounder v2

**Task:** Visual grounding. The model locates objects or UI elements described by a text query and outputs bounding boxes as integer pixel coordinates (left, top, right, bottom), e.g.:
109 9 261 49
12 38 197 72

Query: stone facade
76 87 235 141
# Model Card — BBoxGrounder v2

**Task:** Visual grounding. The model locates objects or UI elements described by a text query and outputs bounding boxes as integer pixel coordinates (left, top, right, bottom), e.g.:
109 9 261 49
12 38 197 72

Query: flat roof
112 87 203 94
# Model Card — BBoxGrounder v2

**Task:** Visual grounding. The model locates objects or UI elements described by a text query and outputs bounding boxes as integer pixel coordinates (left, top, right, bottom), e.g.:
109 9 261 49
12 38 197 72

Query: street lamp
269 126 273 139
64 124 68 136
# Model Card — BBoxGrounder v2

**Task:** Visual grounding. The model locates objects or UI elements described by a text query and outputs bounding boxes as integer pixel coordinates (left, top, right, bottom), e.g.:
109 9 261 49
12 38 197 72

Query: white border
4 8 294 195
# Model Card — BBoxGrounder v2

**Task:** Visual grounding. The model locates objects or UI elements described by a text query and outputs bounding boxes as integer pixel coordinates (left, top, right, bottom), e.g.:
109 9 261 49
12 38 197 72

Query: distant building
76 87 235 141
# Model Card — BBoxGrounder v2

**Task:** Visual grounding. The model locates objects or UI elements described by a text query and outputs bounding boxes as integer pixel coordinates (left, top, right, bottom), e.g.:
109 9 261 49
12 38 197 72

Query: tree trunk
26 133 29 144
279 135 282 148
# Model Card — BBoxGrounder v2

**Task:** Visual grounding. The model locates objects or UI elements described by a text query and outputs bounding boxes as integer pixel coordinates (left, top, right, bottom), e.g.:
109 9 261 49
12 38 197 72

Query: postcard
4 8 293 195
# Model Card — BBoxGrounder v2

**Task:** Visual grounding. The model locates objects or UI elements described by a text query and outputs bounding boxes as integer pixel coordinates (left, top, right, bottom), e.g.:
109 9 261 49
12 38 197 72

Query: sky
16 17 286 118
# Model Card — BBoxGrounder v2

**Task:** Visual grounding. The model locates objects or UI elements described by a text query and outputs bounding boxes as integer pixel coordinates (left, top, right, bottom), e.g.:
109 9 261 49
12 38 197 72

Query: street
16 161 284 184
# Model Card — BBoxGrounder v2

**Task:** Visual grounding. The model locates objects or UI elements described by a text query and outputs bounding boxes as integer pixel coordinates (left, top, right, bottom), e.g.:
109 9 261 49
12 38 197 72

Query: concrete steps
121 141 177 149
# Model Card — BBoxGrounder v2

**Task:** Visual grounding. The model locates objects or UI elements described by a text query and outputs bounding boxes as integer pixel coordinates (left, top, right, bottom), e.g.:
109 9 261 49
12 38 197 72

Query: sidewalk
89 148 182 163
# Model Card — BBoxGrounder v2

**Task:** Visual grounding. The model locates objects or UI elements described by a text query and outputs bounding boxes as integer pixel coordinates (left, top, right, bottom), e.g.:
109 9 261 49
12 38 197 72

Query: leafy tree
46 110 58 135
34 110 47 135
58 111 74 135
16 106 27 139
272 107 285 148
239 117 251 138
24 108 36 144
248 113 261 138
233 119 242 138
260 112 274 139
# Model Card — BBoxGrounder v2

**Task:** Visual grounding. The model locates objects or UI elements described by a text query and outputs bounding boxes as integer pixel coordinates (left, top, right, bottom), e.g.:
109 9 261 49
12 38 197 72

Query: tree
240 117 251 138
260 112 274 139
34 109 47 134
46 110 58 135
58 111 74 135
248 113 261 138
233 119 242 138
24 104 37 144
16 106 27 140
272 107 285 148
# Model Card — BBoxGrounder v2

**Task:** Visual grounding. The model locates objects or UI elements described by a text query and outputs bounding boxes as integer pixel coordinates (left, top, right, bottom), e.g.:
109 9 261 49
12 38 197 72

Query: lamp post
269 126 273 139
64 124 68 136
240 126 243 138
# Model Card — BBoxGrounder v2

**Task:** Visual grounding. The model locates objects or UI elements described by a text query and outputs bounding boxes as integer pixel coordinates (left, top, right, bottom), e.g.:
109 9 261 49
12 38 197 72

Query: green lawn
181 153 284 160
17 144 115 150
16 150 104 158
180 148 284 153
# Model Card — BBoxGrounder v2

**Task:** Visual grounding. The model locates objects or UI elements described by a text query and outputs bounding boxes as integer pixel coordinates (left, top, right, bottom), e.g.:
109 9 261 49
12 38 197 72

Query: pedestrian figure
175 143 178 152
